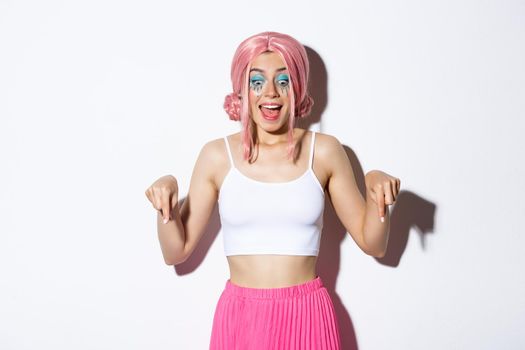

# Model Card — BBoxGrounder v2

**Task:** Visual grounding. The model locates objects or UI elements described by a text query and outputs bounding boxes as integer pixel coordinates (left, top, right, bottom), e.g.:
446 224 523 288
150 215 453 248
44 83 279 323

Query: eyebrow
249 67 288 73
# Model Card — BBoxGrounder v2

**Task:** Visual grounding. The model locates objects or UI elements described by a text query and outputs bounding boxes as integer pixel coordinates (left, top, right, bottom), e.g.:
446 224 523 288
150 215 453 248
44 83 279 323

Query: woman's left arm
360 169 401 257
320 134 400 258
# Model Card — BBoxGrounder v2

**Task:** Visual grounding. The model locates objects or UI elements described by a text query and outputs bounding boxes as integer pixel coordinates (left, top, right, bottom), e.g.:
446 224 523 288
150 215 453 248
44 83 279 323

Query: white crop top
218 131 325 256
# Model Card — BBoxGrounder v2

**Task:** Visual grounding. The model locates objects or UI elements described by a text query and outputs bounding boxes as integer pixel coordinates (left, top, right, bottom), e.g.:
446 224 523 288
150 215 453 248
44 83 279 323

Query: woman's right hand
144 175 179 224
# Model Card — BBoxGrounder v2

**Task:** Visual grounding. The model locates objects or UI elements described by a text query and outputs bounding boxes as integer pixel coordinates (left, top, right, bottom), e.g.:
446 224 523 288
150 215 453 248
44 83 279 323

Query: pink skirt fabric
209 276 341 350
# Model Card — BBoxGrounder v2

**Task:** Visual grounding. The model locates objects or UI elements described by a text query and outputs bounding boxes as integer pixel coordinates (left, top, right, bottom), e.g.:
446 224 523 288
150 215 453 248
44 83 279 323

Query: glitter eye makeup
249 71 289 97
276 74 289 95
250 74 266 96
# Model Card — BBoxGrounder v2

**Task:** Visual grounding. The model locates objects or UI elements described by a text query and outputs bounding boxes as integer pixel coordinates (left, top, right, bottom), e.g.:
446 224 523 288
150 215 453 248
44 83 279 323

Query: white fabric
218 131 325 256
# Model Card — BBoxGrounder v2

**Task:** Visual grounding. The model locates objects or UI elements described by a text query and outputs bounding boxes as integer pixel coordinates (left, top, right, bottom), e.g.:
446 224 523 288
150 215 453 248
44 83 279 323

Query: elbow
371 250 386 258
164 257 185 266
164 259 175 266
163 244 190 266
366 247 386 258
362 234 387 258
363 243 386 258
164 252 188 266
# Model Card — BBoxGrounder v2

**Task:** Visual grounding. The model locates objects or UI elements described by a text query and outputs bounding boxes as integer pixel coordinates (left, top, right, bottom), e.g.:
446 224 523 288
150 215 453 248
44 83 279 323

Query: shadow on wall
317 146 436 350
170 45 437 350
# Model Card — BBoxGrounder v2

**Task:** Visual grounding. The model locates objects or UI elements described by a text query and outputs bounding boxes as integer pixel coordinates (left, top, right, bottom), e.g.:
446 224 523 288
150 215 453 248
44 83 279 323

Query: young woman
145 31 400 350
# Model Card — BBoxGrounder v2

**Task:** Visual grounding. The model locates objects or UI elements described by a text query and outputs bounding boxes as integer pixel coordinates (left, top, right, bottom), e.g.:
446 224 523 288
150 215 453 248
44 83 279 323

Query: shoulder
313 131 342 149
313 132 344 158
312 132 346 175
198 136 230 167
195 133 240 187
203 130 240 149
200 137 225 157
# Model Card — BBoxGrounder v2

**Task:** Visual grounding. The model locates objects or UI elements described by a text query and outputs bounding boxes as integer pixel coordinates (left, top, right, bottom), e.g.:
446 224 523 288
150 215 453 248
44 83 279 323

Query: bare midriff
226 255 318 288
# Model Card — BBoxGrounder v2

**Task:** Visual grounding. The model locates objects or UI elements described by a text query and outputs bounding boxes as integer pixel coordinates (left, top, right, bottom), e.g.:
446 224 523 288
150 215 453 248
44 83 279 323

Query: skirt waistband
223 276 324 299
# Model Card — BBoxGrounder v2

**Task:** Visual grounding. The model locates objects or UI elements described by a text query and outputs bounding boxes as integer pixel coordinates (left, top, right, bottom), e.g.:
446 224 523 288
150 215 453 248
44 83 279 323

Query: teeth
262 105 280 109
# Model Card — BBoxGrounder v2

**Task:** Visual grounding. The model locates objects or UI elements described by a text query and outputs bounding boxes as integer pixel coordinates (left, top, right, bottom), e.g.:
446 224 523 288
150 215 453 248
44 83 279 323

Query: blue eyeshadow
250 75 265 82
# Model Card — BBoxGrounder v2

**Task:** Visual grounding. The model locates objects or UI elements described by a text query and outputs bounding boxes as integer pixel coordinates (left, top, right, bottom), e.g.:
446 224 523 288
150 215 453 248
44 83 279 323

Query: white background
1 0 524 349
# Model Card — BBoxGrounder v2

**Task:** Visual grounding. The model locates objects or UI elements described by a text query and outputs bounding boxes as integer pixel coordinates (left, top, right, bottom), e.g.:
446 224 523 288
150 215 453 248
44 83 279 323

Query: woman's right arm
145 141 221 265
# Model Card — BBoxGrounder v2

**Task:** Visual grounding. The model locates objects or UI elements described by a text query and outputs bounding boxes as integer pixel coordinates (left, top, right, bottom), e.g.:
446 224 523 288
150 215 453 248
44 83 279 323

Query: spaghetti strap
223 136 235 168
308 131 316 169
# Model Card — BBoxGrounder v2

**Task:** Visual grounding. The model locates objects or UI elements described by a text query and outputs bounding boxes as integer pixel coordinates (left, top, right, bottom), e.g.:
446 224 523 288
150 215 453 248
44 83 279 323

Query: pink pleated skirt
209 276 341 350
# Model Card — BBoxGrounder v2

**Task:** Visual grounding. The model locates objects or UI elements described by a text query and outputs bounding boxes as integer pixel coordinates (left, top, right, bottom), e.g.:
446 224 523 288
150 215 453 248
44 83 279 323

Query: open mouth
259 104 282 120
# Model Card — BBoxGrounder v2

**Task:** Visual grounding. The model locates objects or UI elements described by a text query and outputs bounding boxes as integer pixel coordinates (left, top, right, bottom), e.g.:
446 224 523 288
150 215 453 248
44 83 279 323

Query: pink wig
223 31 314 161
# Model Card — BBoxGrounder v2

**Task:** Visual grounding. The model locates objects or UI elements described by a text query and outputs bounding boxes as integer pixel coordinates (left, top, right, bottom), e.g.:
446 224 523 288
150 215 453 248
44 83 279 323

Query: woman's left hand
365 170 401 222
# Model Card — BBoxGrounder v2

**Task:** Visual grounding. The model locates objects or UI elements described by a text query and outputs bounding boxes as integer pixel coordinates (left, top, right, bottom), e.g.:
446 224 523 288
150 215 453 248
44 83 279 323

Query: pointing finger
390 179 398 198
374 184 386 222
384 181 394 205
161 196 171 224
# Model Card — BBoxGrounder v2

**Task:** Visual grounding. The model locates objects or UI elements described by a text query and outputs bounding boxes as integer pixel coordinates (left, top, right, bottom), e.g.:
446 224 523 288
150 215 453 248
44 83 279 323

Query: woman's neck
254 127 297 147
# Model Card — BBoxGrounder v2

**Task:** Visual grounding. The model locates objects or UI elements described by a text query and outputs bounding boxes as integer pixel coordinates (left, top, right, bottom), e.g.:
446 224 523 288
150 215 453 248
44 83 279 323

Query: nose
264 80 279 98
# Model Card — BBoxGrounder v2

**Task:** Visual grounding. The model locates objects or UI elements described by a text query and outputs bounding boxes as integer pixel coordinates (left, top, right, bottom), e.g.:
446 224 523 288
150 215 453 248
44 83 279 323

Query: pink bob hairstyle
223 31 314 161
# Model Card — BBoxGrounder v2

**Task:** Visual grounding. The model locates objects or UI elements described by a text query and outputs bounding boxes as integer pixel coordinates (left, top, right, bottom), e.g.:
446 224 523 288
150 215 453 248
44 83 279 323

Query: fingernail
380 216 385 223
163 218 168 224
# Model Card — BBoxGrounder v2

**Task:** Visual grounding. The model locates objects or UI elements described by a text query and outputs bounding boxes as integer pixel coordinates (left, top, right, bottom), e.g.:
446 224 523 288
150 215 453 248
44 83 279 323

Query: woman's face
248 51 291 133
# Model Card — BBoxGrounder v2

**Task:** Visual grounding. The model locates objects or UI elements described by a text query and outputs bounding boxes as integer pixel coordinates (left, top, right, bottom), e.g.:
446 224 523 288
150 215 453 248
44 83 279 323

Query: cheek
278 84 289 97
248 92 260 117
248 90 261 107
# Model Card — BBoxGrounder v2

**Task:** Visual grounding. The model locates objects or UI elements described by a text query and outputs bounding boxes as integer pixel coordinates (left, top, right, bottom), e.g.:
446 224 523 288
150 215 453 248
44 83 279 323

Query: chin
259 119 290 134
